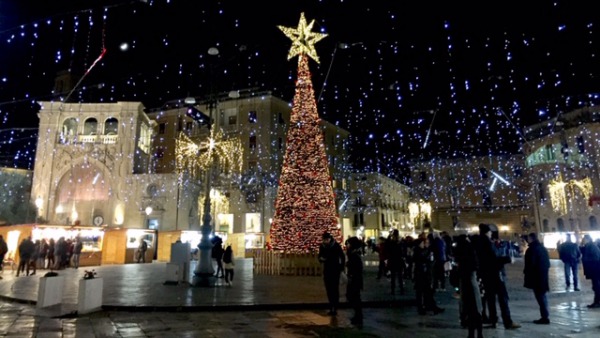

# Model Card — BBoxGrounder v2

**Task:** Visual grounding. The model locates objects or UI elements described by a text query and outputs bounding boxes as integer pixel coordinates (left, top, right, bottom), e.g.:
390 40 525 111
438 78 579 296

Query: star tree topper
278 12 327 63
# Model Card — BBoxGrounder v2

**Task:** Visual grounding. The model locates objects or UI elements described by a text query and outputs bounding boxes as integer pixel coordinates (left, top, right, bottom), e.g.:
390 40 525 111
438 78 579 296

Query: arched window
84 118 98 135
590 216 598 230
542 219 549 233
557 218 565 232
61 118 78 143
104 117 118 135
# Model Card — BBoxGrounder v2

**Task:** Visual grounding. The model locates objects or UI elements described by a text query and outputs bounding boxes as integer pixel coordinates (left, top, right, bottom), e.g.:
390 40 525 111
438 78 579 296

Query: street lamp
175 47 243 286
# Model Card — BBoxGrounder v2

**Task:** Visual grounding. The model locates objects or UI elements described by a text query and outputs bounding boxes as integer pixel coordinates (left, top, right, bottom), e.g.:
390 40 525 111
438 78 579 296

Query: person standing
581 234 600 308
345 236 364 325
386 229 406 295
137 238 148 263
375 236 388 279
222 245 235 286
16 236 35 277
318 232 345 316
413 237 444 315
46 238 55 269
523 232 551 324
559 234 582 291
211 239 224 277
431 232 447 291
490 230 521 329
454 234 483 338
72 238 83 269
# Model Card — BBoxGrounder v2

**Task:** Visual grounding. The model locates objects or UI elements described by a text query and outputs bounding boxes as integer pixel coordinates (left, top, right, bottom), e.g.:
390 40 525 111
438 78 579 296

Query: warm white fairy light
548 174 593 215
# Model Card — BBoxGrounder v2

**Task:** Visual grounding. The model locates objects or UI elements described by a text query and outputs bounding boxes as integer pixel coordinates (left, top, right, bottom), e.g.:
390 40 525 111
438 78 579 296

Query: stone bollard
37 275 65 308
78 277 103 314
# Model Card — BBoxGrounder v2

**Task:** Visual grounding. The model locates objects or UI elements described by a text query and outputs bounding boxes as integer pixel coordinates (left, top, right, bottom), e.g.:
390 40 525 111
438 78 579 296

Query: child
223 245 235 286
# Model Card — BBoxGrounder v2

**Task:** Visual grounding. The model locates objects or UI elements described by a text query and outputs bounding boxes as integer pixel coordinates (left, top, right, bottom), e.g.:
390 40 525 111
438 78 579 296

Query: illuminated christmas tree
269 13 342 253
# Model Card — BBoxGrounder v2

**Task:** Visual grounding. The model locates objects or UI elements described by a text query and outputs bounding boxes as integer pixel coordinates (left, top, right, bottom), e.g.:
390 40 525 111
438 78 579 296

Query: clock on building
93 215 104 226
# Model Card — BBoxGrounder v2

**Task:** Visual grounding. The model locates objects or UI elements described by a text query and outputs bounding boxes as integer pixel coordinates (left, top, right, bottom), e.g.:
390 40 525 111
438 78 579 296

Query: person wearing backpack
223 245 235 286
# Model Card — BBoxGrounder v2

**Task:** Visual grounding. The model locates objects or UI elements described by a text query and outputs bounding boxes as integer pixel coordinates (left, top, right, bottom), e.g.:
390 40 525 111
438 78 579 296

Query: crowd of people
318 225 600 337
0 236 85 278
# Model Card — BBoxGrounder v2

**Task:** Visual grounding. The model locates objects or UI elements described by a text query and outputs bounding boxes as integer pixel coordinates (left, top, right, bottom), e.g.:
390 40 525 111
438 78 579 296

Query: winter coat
346 248 364 290
413 245 433 290
523 239 550 291
581 241 600 280
559 241 582 264
318 240 345 279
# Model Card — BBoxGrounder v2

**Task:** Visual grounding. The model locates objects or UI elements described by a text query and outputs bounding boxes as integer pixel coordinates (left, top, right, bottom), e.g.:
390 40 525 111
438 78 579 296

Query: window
479 168 488 179
248 111 257 123
177 117 183 132
447 168 455 181
154 147 165 159
590 216 598 230
557 218 565 232
544 144 555 161
481 188 492 207
577 136 585 154
419 171 427 182
185 122 193 132
83 118 98 135
104 118 118 135
249 135 257 150
278 112 285 124
159 123 166 135
278 137 283 150
248 161 257 171
537 183 546 201
513 165 522 178
449 187 459 207
228 115 237 125
543 219 549 232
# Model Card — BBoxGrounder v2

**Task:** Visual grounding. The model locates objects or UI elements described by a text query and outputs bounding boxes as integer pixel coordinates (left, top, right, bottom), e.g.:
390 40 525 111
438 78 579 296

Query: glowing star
278 12 327 63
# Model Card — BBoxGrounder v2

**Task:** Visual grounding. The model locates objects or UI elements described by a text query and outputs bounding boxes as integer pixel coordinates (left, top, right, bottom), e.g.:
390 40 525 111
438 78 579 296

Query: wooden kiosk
101 228 156 264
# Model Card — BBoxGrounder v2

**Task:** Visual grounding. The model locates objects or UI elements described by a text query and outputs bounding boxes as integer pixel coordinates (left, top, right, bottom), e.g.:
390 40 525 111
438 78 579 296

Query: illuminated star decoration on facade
548 173 593 215
175 131 243 184
278 12 327 64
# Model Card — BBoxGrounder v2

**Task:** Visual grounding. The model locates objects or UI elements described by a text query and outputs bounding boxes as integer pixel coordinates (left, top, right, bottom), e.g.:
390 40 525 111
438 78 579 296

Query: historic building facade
522 105 600 247
30 91 351 249
409 155 535 238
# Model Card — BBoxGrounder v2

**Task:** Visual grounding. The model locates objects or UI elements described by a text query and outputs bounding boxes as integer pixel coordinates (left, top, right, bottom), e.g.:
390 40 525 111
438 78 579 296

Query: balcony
57 134 119 145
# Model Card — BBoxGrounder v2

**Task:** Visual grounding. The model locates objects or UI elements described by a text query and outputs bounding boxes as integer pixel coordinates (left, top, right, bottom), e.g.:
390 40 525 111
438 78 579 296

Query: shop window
228 115 237 125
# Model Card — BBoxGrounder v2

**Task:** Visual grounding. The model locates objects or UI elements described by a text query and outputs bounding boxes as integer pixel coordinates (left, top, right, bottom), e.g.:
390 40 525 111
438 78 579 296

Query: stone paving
0 254 598 337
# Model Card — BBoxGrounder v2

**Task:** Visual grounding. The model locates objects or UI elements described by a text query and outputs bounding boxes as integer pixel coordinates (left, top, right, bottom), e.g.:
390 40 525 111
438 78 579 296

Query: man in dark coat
345 236 364 325
318 232 345 316
581 234 600 308
386 229 406 295
523 232 550 324
454 234 483 338
558 233 582 291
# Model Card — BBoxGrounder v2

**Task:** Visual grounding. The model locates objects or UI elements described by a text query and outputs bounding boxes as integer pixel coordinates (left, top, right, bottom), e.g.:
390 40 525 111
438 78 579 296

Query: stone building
30 90 351 249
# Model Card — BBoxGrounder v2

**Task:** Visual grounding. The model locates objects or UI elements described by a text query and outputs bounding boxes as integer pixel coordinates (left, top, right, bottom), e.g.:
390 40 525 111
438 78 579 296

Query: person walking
318 232 345 316
345 236 364 325
559 234 582 291
523 232 551 324
222 245 235 286
454 234 483 338
581 234 600 308
72 238 83 269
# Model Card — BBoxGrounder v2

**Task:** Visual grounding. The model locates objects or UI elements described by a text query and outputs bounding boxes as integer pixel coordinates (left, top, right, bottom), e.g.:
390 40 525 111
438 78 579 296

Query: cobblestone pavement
0 254 598 337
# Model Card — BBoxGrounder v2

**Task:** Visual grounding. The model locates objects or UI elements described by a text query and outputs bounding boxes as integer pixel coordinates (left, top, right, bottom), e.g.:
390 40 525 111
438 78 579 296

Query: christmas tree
269 13 343 253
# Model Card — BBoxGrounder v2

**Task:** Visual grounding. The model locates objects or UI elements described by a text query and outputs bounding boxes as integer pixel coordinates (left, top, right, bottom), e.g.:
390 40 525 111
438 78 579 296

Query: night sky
0 0 598 183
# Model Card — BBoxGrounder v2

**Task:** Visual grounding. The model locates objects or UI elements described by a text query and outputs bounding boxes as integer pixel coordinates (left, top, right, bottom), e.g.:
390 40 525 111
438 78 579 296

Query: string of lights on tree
0 1 598 188
269 13 342 253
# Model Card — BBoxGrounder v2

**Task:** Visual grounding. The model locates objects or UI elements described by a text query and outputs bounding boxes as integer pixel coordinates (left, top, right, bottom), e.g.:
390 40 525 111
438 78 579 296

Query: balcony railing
57 134 119 145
